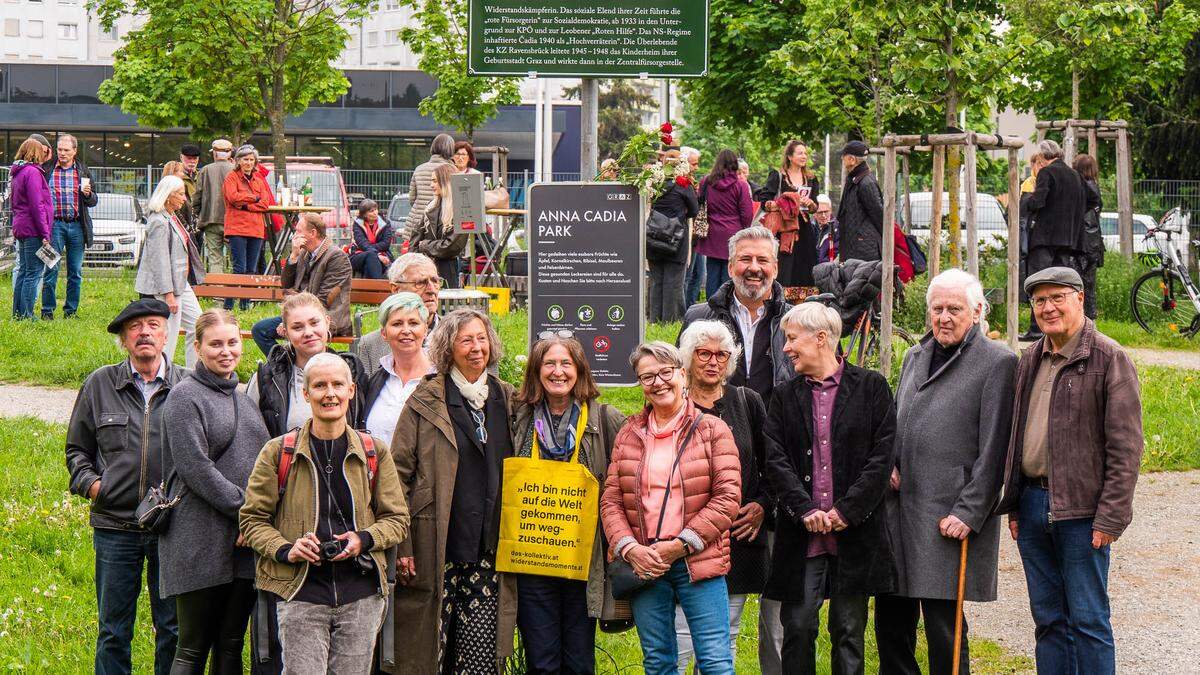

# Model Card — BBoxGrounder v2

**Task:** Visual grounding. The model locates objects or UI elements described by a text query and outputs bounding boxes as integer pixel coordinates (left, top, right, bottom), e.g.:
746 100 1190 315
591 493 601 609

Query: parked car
387 192 411 227
85 193 146 268
261 157 353 245
903 191 1009 250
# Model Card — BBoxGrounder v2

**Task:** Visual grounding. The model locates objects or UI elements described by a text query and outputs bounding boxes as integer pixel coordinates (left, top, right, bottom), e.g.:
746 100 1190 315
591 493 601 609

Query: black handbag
645 209 686 259
135 394 239 533
607 414 704 600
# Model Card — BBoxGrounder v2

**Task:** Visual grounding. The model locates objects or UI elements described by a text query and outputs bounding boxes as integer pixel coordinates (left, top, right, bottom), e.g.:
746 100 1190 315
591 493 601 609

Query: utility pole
580 78 599 180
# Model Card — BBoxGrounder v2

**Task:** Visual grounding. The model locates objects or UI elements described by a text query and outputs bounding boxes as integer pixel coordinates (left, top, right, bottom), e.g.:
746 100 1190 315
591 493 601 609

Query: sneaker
40 312 54 321
64 312 77 319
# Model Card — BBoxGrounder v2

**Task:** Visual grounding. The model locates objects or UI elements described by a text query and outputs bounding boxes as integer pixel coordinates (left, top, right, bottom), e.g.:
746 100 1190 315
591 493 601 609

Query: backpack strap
357 430 378 492
278 430 299 497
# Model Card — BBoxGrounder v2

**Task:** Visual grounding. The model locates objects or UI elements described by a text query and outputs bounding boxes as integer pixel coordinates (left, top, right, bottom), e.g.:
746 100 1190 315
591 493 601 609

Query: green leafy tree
95 0 369 181
1006 0 1200 121
400 0 521 139
679 0 819 141
1131 33 1200 178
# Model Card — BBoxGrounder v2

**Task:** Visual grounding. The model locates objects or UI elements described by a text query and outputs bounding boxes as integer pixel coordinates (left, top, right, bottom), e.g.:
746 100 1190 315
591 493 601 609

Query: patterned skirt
440 556 501 675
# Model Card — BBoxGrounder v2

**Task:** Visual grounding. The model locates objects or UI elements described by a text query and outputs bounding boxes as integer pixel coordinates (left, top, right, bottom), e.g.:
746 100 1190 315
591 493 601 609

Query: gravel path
0 384 78 423
969 470 1200 674
1125 346 1200 371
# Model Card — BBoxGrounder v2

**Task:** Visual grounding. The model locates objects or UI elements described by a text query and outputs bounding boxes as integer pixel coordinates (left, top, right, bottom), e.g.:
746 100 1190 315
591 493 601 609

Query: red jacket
222 168 272 238
600 399 741 582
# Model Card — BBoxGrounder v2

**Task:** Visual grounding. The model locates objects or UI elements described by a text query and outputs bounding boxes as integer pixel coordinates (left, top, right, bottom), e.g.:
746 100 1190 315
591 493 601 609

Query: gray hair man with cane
874 269 1018 675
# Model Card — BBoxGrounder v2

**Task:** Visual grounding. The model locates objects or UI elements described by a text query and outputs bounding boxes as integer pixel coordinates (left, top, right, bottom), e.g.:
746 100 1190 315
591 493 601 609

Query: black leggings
170 579 257 674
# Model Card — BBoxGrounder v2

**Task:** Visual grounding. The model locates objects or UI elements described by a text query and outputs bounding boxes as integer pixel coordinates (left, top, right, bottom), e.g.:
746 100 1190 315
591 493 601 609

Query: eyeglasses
1032 292 1077 309
469 408 488 444
637 366 678 386
403 276 443 289
694 349 731 364
537 329 574 341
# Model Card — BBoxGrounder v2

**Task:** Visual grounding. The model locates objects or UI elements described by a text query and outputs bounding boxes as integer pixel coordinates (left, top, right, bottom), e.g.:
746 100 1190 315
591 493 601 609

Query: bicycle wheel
855 324 919 370
1130 269 1198 334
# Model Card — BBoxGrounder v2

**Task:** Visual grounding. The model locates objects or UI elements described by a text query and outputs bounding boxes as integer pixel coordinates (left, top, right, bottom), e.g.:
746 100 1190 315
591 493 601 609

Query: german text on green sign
468 0 709 78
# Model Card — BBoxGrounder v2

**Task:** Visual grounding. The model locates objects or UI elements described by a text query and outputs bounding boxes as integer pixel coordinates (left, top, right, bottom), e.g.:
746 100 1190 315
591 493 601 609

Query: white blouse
365 354 431 448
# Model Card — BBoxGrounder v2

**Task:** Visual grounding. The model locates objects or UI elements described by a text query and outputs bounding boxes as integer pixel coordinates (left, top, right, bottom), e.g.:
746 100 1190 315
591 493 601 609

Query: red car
260 157 354 246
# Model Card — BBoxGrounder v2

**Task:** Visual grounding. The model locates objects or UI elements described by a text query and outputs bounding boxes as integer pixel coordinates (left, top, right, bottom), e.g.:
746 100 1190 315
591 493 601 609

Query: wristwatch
675 537 693 556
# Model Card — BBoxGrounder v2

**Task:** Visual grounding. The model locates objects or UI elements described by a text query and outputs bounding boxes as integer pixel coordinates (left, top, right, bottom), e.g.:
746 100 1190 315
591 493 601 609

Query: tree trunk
232 118 244 147
269 0 290 187
943 12 962 268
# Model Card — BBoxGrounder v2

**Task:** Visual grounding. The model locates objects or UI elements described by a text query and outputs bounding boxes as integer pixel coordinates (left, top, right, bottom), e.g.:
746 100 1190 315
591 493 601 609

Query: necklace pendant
324 464 334 474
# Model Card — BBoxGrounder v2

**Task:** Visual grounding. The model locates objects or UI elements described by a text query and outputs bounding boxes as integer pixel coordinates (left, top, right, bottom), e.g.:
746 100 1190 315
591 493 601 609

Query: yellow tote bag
496 403 598 581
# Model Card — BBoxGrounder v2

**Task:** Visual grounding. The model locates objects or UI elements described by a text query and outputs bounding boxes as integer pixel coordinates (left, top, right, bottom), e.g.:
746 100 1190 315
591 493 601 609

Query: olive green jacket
239 420 411 601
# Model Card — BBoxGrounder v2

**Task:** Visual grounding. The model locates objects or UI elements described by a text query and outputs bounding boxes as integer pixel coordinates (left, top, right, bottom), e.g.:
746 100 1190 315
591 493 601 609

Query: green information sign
468 0 709 78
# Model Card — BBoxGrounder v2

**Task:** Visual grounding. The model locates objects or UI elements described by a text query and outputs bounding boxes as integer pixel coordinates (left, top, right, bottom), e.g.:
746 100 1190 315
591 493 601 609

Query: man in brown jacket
251 213 353 356
995 266 1143 675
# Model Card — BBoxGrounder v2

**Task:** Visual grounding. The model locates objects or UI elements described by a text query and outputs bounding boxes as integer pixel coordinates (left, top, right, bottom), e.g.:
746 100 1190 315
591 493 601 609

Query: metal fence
0 167 583 210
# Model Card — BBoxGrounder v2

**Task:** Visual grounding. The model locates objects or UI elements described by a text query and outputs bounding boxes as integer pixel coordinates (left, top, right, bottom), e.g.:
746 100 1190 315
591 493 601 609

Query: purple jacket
696 175 754 260
9 162 53 241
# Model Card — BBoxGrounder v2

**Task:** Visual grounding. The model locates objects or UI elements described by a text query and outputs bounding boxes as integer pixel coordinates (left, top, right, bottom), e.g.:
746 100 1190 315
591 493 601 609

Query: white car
85 193 147 268
903 192 1009 250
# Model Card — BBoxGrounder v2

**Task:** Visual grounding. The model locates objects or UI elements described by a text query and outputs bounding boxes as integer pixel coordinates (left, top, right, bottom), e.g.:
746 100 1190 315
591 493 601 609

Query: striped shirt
51 164 79 222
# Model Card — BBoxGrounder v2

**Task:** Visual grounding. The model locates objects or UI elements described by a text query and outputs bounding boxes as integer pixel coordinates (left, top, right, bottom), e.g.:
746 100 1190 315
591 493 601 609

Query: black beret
107 298 172 334
180 143 202 157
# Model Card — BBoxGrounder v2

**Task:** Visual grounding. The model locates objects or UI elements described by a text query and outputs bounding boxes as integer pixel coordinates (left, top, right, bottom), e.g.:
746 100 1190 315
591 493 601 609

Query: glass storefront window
346 71 389 108
74 132 105 166
9 64 55 103
391 71 435 108
58 65 106 104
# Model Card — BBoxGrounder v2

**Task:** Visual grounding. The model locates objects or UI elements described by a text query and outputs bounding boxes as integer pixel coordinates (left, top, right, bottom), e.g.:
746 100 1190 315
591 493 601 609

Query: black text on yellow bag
496 404 597 581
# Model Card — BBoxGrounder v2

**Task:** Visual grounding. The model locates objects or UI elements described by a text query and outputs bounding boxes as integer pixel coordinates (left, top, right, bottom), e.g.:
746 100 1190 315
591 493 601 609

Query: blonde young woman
408 163 468 288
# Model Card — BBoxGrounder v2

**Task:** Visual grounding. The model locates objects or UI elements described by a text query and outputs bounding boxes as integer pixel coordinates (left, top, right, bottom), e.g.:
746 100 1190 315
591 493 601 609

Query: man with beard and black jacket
65 299 185 675
836 141 884 263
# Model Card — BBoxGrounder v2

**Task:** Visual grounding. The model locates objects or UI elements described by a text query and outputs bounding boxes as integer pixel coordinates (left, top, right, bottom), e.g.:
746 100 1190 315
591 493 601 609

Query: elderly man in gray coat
874 269 1017 675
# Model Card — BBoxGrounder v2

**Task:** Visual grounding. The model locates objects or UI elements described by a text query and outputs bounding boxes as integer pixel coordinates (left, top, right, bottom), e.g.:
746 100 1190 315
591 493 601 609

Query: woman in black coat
1072 154 1104 319
763 302 897 674
676 319 773 670
755 140 822 290
648 167 699 323
349 198 394 279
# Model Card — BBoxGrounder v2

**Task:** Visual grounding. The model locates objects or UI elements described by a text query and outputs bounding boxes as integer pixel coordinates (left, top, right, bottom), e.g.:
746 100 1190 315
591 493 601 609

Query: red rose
675 175 691 187
661 134 674 146
660 122 673 133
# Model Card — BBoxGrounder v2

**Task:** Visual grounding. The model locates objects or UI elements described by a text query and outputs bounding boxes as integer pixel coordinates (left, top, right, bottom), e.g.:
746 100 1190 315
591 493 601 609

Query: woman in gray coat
135 174 204 368
159 309 270 673
874 269 1017 675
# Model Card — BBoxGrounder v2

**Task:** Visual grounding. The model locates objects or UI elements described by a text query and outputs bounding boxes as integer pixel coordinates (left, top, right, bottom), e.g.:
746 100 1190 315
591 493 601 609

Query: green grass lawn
0 417 1032 673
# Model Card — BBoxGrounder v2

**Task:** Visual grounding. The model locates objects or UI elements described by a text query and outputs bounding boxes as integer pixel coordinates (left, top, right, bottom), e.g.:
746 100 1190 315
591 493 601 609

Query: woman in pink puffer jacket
600 341 741 675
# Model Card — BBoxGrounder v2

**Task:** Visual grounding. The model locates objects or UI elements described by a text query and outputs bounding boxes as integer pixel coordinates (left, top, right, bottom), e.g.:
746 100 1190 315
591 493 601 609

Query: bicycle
806 291 918 368
1129 206 1200 338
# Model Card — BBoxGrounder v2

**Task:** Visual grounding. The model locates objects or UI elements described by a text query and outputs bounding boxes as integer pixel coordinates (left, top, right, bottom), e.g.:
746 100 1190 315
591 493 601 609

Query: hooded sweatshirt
696 174 754 260
9 161 53 241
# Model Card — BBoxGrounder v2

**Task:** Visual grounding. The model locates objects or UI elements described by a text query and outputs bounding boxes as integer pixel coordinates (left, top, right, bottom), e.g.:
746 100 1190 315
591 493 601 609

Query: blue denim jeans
225 236 264 310
1016 486 1114 675
629 560 734 675
685 250 706 306
252 315 284 359
704 256 731 300
42 219 86 316
93 528 177 675
12 237 44 319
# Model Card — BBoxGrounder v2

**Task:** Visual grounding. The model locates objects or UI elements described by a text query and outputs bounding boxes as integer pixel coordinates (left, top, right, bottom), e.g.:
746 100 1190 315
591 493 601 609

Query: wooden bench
192 273 392 345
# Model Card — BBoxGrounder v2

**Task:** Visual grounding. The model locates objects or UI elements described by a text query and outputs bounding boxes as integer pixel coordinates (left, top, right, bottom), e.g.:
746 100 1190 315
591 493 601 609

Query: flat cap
107 298 171 334
1023 266 1083 295
180 143 201 157
210 138 233 151
841 140 869 158
28 133 51 148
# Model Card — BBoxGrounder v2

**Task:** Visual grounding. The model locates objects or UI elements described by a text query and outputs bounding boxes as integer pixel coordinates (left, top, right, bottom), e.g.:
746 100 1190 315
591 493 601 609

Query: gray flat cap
1024 266 1083 295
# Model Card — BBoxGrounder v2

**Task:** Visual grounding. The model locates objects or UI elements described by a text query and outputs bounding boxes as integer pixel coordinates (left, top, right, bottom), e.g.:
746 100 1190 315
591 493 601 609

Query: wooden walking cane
951 537 969 675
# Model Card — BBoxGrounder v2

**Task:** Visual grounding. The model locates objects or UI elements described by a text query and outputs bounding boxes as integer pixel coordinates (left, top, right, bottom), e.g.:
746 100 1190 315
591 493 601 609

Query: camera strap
279 428 377 497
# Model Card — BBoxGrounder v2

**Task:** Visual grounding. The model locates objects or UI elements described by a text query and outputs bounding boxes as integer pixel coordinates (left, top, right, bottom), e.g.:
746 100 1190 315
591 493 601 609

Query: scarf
534 400 582 461
450 366 489 410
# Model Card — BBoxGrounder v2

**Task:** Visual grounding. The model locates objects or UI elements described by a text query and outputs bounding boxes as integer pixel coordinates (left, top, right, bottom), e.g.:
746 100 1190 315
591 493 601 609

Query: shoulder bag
135 393 240 533
693 181 711 239
607 413 704 600
645 209 686 259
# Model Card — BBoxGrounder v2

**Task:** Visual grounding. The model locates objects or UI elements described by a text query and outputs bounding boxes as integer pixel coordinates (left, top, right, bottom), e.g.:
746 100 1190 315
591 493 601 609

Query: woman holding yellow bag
507 334 626 674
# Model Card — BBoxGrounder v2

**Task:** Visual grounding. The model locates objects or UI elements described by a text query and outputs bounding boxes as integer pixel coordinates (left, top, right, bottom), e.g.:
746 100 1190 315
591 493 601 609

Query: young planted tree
400 0 521 139
95 0 369 183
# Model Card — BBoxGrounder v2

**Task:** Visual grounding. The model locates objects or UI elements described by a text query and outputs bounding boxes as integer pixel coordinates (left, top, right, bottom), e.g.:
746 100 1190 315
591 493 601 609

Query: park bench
191 273 391 344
